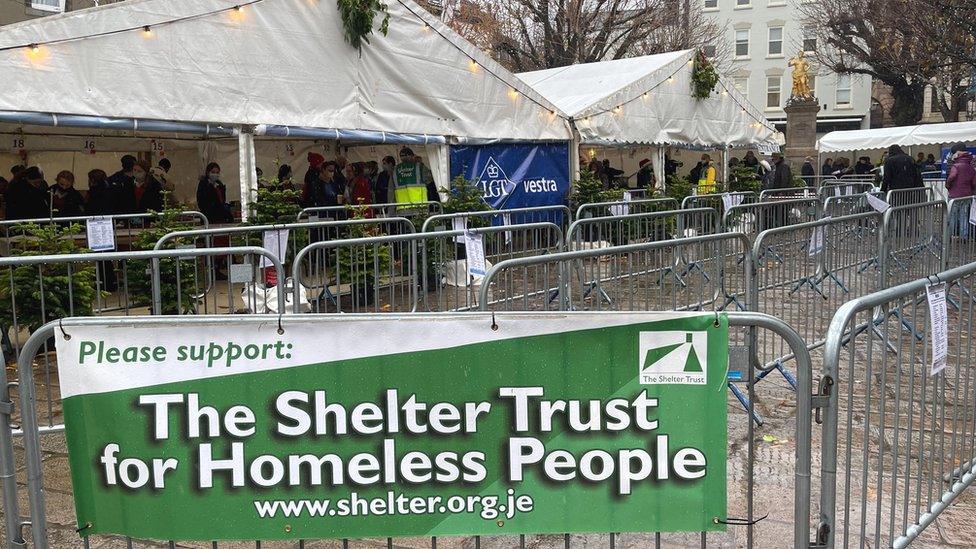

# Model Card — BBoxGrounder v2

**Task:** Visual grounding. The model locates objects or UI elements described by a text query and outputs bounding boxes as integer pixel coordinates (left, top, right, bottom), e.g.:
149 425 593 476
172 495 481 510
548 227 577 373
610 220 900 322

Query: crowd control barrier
0 211 208 256
723 198 819 236
759 187 817 201
574 198 678 220
292 223 563 313
297 201 442 222
818 261 976 548
421 205 573 234
565 207 720 251
0 311 815 549
681 191 756 214
886 187 938 206
818 182 877 201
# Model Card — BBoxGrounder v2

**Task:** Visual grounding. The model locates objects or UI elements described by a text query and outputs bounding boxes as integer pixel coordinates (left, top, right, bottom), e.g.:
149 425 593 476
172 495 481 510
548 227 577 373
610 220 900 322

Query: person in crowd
4 166 49 220
196 162 233 223
303 152 326 206
801 157 816 186
696 154 716 194
881 144 923 204
317 162 344 207
602 159 625 188
118 161 164 213
743 151 760 173
392 148 430 208
586 158 608 187
0 165 23 196
728 157 741 169
636 158 654 189
921 154 941 179
334 155 348 193
107 155 137 196
854 156 874 175
365 161 379 197
375 155 396 205
832 157 853 177
51 170 85 217
412 154 441 203
763 152 794 228
821 157 833 178
152 158 175 194
272 164 294 191
664 154 680 177
85 169 114 216
688 157 704 186
916 152 926 165
946 143 976 238
347 162 374 215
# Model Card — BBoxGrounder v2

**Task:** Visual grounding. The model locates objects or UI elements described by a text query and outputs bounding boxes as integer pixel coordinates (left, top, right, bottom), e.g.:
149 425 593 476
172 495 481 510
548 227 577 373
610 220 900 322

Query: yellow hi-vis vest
394 161 427 205
697 165 717 194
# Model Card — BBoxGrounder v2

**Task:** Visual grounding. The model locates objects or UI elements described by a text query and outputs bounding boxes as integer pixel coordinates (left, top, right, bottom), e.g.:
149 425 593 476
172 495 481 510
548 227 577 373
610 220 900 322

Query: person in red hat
636 158 654 189
303 152 326 206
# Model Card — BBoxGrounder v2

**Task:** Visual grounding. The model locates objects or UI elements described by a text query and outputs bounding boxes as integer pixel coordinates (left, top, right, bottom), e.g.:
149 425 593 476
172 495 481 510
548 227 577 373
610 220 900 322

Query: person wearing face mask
347 162 374 216
197 162 233 223
375 156 396 206
118 161 164 214
51 170 85 217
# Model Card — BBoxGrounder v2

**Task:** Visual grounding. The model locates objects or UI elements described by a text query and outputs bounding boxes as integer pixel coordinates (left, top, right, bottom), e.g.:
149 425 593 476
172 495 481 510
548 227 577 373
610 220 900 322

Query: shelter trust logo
638 331 707 385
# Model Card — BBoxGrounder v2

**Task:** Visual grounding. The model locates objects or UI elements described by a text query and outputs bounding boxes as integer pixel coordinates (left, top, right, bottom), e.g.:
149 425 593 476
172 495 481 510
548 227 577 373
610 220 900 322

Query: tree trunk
888 80 925 126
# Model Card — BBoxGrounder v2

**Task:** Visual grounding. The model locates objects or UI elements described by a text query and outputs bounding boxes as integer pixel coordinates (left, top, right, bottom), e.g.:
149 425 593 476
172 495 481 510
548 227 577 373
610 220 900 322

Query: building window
808 75 816 97
803 28 817 53
734 77 749 95
735 29 750 57
836 74 852 106
766 76 782 109
736 0 750 6
703 44 717 58
768 27 783 56
704 0 718 8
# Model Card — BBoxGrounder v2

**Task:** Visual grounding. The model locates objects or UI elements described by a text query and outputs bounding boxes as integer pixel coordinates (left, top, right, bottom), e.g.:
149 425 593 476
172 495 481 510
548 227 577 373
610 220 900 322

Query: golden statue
788 50 814 100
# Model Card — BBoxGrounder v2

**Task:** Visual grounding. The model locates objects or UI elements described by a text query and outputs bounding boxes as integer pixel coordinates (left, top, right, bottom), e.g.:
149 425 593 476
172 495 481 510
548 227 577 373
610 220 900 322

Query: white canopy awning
517 50 779 148
818 121 976 153
0 0 571 142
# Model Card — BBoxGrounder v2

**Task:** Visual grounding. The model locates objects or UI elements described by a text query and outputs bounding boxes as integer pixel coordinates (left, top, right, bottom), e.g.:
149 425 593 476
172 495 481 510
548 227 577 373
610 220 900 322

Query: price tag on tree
866 193 890 213
464 231 487 278
86 217 116 252
261 229 289 268
926 282 948 375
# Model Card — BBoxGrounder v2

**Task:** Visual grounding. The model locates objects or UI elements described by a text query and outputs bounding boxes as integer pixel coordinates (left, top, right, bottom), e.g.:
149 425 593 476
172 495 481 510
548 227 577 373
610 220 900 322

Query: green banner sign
56 313 728 541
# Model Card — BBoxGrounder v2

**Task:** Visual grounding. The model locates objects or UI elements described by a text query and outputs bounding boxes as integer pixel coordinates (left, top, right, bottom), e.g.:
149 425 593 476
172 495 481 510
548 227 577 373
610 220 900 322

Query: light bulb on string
29 43 39 53
142 25 152 37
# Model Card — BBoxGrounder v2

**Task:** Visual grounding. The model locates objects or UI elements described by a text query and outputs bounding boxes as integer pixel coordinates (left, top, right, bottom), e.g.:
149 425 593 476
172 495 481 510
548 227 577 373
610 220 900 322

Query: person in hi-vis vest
393 147 428 208
696 154 717 194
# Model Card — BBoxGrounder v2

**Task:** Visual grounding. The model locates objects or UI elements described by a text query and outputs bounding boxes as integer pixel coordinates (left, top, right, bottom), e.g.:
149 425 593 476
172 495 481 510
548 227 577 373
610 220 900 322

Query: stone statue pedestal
784 96 821 175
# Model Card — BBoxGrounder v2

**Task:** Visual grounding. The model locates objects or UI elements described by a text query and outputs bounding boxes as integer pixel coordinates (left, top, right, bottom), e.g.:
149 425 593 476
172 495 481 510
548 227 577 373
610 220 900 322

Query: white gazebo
0 0 570 217
517 50 781 186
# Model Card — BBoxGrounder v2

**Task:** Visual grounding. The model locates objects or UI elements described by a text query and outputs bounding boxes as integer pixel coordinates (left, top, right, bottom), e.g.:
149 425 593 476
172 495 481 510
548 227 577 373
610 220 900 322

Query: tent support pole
722 145 730 187
238 127 258 223
655 147 666 193
568 119 582 186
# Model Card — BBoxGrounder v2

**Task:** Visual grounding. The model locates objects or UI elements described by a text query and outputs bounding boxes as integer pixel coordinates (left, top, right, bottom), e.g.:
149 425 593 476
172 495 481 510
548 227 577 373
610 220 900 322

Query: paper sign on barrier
808 219 829 256
86 217 115 252
866 194 890 213
926 282 948 375
464 231 486 277
261 229 289 268
453 217 467 243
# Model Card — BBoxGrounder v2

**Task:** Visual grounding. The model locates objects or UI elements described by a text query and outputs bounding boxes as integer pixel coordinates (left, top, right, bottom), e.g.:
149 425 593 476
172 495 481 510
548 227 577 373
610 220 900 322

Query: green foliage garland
690 51 719 100
130 205 197 315
337 0 390 50
570 169 624 208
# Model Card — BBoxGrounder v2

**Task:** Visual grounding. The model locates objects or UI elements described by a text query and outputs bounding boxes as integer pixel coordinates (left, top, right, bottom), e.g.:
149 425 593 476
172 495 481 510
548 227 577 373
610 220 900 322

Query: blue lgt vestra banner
449 143 570 224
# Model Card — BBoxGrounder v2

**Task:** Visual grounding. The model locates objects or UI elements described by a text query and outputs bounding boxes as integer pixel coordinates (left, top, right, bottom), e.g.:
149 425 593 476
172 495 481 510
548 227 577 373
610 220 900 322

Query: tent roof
517 51 778 148
818 121 976 153
0 0 570 142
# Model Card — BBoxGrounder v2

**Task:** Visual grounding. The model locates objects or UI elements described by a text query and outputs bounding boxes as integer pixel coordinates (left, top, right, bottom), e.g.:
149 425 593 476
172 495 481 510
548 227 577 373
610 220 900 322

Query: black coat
764 160 793 190
801 162 815 186
51 187 85 217
197 178 233 223
881 153 923 194
4 179 49 220
117 177 164 214
85 182 115 216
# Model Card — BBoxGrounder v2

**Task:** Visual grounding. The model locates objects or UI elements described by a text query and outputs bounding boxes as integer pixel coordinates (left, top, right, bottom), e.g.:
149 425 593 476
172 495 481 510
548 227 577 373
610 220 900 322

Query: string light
142 25 152 36
28 43 39 53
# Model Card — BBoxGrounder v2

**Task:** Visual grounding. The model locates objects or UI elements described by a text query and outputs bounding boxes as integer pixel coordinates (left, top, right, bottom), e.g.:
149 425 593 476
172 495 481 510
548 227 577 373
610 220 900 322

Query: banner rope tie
713 513 768 526
75 522 91 533
490 311 498 331
58 318 71 341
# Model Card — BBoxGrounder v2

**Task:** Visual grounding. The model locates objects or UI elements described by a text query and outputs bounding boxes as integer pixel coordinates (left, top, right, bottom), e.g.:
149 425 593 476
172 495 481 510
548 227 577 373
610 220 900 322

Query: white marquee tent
517 51 781 184
0 0 570 216
818 121 976 153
